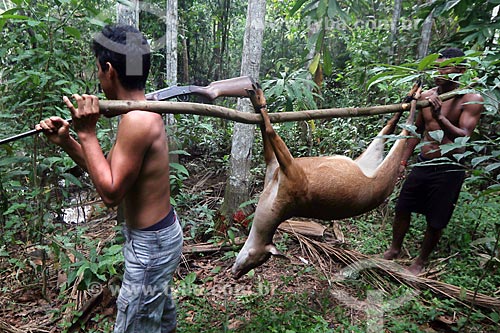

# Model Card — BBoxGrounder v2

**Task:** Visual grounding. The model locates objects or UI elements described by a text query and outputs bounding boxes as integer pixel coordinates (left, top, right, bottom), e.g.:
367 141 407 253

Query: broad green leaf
64 26 81 39
184 272 197 284
0 156 30 166
428 130 444 143
105 244 123 256
3 203 27 215
471 155 491 167
169 149 191 156
485 163 500 173
169 162 189 176
1 14 29 20
328 0 349 21
61 173 82 187
323 46 333 76
454 136 470 146
317 0 328 19
314 28 324 52
418 53 439 71
308 53 321 75
290 0 309 16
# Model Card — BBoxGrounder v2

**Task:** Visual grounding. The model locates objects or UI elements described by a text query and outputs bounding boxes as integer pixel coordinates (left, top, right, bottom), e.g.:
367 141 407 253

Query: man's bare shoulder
462 92 484 103
116 111 164 141
119 110 163 128
420 87 438 99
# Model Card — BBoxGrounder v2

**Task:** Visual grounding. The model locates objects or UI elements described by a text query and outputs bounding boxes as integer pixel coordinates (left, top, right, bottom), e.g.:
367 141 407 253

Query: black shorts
395 158 465 230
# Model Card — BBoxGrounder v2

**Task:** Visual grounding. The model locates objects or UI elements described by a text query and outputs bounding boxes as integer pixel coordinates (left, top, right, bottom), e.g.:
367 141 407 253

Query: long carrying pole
0 86 472 145
98 87 471 124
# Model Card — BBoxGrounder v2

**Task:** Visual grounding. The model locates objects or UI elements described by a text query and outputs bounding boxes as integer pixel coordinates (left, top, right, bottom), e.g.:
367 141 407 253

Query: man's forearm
402 137 420 164
436 115 467 140
78 132 122 206
59 137 88 170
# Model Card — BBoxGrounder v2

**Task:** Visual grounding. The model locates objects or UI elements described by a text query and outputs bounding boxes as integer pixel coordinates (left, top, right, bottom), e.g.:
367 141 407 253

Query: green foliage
263 67 320 112
423 0 500 50
176 275 336 333
0 1 499 331
0 0 115 246
47 227 124 292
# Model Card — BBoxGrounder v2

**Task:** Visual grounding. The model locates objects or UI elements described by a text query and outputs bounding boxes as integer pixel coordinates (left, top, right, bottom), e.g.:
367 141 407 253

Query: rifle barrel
0 128 41 145
0 118 73 145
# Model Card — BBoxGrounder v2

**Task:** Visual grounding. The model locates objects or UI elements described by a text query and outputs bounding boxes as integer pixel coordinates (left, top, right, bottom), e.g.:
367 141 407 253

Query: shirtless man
383 48 484 275
36 25 182 332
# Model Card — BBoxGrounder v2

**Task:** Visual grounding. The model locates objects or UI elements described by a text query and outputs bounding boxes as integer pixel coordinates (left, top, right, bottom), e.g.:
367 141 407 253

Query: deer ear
266 244 290 261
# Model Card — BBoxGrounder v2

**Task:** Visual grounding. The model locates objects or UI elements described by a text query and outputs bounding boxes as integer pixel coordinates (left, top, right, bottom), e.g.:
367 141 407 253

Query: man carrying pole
37 24 182 333
383 48 484 275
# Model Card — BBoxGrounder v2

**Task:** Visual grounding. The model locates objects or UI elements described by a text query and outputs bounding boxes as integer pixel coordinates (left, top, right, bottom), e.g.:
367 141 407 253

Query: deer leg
355 111 404 176
248 85 300 179
260 123 278 186
356 82 421 171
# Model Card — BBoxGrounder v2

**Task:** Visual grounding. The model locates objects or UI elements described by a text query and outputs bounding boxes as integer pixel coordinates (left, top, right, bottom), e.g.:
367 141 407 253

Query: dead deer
231 83 420 279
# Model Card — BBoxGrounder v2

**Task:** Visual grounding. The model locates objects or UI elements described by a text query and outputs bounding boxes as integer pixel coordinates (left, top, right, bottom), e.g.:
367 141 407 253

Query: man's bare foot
383 248 400 260
407 260 425 275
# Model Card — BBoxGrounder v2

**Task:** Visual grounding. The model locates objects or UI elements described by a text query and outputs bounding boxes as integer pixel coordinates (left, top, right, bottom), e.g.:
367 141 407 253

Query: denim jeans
114 215 183 333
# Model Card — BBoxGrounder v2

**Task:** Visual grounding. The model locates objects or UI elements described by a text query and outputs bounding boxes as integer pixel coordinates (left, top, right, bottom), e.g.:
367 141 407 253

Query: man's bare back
108 110 171 229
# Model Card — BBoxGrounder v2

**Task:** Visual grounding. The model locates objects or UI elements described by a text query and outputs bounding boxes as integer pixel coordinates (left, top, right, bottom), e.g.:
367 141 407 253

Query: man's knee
394 209 411 222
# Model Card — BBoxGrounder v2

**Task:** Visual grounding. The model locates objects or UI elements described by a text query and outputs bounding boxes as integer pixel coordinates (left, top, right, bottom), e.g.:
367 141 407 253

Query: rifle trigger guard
177 94 190 102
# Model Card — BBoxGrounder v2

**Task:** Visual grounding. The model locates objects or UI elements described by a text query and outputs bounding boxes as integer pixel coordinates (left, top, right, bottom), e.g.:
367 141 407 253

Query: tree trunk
389 0 403 63
116 1 139 226
181 34 189 83
165 0 179 165
222 0 266 223
116 0 139 26
165 0 178 87
418 8 434 59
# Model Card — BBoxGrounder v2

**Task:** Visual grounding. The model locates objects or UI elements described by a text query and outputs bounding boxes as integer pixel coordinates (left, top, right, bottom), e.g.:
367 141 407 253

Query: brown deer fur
231 84 418 279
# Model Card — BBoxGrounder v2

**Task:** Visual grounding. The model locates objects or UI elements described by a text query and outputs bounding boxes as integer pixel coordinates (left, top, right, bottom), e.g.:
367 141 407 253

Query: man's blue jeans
114 217 183 333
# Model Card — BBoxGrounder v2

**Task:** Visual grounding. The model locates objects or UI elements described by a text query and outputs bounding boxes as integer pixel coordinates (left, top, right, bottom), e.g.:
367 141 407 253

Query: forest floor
0 157 499 332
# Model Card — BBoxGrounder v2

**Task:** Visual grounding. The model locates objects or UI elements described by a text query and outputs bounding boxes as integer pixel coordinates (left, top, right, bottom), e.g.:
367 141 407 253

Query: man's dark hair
92 24 151 90
438 47 465 59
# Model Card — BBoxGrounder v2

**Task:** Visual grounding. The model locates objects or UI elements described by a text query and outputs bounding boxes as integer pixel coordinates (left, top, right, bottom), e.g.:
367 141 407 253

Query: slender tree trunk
116 0 139 26
166 0 179 164
418 8 434 59
116 1 139 226
165 0 178 87
389 0 403 63
181 33 189 83
222 0 266 223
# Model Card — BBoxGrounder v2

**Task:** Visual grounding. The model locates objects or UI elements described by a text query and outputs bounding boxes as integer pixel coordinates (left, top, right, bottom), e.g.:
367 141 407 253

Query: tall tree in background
165 0 178 86
389 0 403 62
222 0 266 222
116 0 139 226
117 0 139 26
212 0 232 80
418 4 434 59
165 0 179 163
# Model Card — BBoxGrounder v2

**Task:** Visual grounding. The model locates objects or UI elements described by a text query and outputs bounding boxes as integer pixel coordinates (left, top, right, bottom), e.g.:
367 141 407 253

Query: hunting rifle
0 76 253 145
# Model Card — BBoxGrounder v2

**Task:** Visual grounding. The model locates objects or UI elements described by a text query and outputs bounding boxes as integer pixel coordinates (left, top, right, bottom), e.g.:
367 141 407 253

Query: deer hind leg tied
355 118 405 177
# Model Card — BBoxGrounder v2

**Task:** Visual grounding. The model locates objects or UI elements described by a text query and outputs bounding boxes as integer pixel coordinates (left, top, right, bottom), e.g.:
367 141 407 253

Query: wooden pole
0 87 476 145
99 88 472 124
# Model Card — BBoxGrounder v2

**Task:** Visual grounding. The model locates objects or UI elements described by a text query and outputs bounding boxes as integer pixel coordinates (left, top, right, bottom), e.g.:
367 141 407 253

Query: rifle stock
0 76 254 145
147 76 253 101
189 76 255 100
